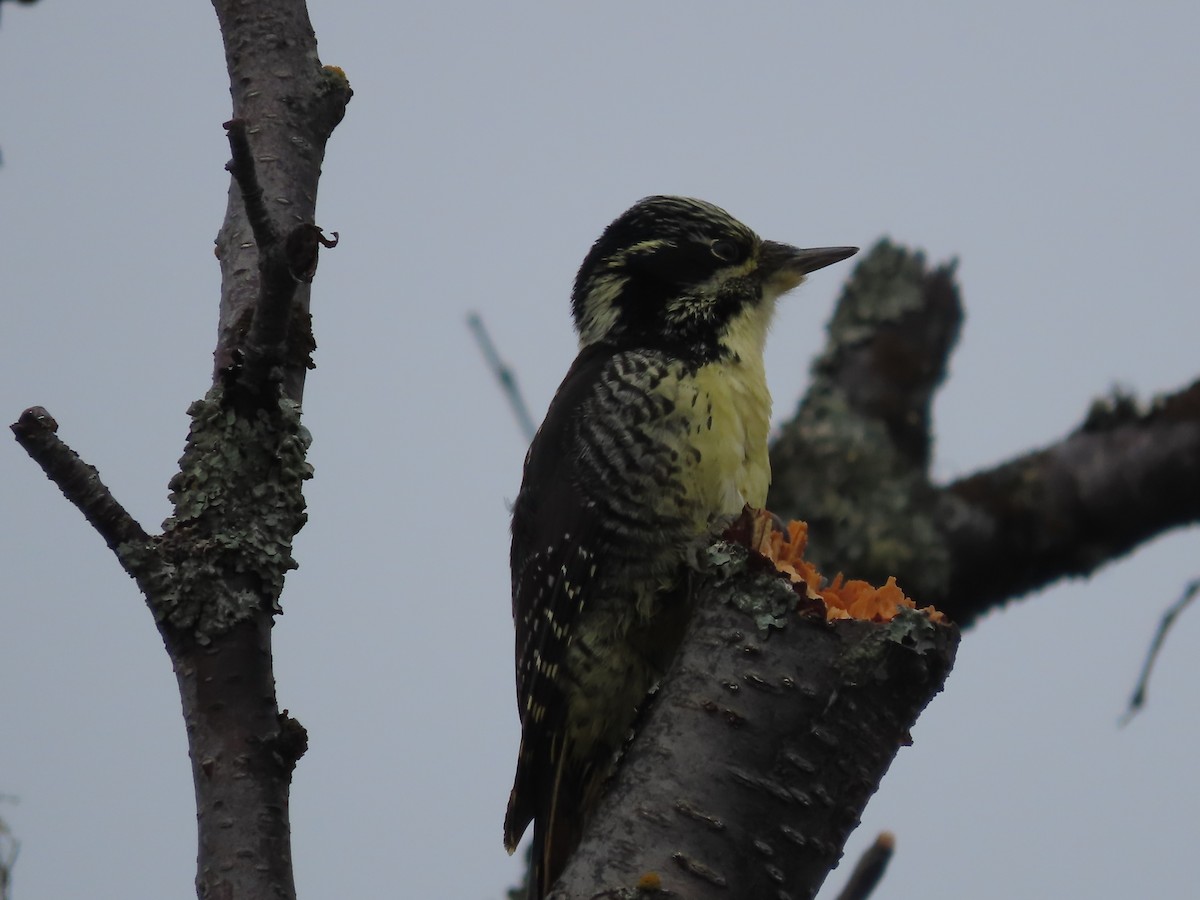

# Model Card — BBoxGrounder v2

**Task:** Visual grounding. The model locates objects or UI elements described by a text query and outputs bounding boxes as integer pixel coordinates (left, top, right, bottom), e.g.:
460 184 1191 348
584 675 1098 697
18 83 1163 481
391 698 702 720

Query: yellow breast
680 356 772 524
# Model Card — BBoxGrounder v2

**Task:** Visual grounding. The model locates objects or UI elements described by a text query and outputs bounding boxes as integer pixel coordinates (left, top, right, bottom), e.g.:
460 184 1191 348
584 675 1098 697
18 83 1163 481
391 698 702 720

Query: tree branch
211 1 350 403
770 240 961 609
1119 577 1200 725
223 117 281 252
222 119 341 400
939 384 1200 624
221 115 292 380
770 241 1200 628
468 312 538 443
548 545 957 899
13 4 350 898
835 831 895 900
10 407 151 553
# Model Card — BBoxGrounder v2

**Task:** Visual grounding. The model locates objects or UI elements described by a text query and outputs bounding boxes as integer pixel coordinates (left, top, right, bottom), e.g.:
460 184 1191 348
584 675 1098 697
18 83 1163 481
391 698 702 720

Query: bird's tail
506 739 592 899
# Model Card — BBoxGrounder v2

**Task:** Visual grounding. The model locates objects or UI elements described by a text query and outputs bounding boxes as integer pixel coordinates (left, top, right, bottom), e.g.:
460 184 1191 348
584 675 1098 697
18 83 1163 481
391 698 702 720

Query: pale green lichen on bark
815 238 932 365
770 239 960 602
881 606 944 653
698 540 748 574
836 606 945 683
696 540 794 634
728 572 795 635
129 383 312 640
783 389 949 595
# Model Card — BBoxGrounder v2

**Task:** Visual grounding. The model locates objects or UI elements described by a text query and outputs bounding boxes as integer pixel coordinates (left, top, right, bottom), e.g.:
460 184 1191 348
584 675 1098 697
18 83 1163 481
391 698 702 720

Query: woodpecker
504 196 856 897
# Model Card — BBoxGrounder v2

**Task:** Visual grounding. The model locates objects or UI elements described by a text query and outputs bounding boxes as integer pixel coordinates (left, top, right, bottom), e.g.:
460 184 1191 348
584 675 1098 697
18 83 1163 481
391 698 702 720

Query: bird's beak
759 241 858 294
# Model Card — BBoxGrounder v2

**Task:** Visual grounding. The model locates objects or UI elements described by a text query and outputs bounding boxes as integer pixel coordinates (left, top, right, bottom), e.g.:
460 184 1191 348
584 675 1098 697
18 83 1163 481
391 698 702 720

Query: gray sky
2 2 1198 898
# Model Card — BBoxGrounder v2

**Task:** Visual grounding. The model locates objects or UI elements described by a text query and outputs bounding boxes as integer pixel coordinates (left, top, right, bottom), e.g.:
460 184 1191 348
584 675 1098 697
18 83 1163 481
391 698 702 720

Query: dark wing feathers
505 344 615 852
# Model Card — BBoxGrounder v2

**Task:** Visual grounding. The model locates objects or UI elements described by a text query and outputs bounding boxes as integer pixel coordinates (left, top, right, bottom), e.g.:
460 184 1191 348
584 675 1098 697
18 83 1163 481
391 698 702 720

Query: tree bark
770 240 1200 628
549 545 956 900
11 2 350 897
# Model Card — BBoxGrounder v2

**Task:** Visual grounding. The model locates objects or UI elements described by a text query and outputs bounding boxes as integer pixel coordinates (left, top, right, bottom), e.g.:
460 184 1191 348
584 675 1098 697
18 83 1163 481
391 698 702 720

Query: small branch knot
273 712 309 771
285 223 339 283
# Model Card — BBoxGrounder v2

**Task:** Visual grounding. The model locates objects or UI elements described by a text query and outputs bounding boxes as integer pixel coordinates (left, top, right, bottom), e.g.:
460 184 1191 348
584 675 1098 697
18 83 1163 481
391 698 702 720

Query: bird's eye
710 238 740 263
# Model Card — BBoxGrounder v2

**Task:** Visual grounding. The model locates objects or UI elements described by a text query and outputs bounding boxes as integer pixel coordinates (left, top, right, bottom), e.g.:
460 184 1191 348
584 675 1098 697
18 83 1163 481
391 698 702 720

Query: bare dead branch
468 312 538 442
835 831 896 900
939 385 1200 625
211 8 351 401
12 5 349 899
224 117 281 251
547 545 957 899
1120 577 1200 725
770 242 1200 630
770 240 962 610
10 407 151 554
0 796 19 900
222 119 342 400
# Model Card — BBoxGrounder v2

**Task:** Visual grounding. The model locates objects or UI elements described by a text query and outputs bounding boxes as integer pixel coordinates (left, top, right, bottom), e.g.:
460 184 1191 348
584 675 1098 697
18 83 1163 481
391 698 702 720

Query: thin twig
224 118 280 249
835 831 895 900
10 407 151 554
0 794 17 900
224 118 305 394
0 827 16 900
467 312 537 442
1119 578 1200 726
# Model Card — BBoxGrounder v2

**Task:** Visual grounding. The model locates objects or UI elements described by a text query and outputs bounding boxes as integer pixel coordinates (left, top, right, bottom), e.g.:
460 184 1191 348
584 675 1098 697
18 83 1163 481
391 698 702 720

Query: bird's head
571 196 857 364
